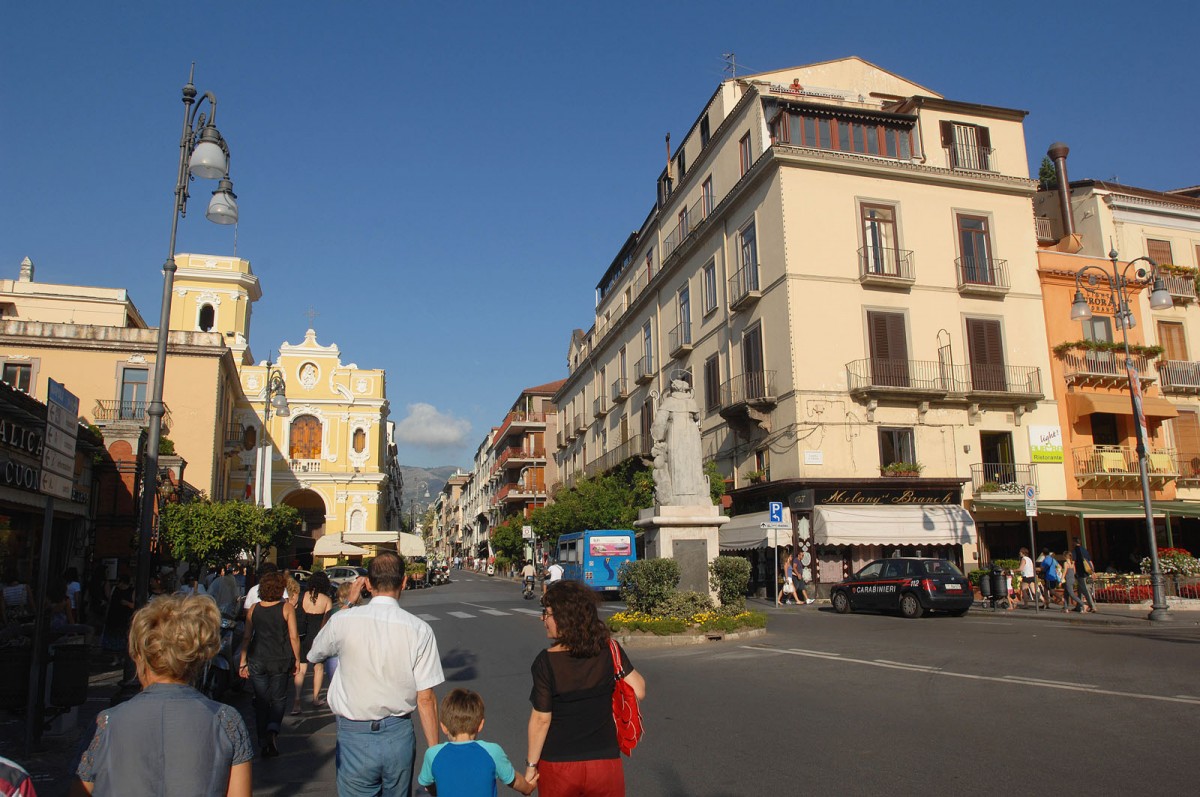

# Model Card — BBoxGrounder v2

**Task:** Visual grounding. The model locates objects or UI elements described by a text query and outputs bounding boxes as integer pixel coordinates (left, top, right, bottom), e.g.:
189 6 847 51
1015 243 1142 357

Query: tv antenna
723 52 738 78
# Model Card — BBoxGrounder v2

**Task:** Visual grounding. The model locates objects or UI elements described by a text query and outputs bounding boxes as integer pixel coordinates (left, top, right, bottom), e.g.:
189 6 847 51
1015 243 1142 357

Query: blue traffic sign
768 501 783 523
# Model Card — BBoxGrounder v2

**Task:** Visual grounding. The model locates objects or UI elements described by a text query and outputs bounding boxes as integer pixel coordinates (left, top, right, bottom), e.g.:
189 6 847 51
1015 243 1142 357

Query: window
755 448 770 480
966 318 1007 392
1082 316 1113 343
640 398 654 440
737 222 759 292
770 112 790 144
2 363 31 393
1147 239 1174 266
642 321 654 372
739 133 752 175
1090 413 1120 446
702 176 714 216
1158 321 1188 361
703 355 721 411
677 286 691 344
861 204 898 275
676 147 686 180
702 260 718 314
290 415 323 460
619 346 627 379
353 428 366 454
645 247 654 278
658 173 673 205
120 368 149 420
879 428 916 467
940 121 993 171
198 304 215 332
742 324 766 399
867 310 909 387
957 214 994 283
700 115 711 148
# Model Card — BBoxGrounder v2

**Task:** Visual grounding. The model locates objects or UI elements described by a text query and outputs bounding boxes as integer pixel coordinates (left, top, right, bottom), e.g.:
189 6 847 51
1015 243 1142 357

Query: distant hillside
398 464 463 509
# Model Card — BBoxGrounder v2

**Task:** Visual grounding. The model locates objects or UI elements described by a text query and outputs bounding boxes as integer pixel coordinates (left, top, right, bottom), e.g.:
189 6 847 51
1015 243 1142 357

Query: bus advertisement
557 529 637 592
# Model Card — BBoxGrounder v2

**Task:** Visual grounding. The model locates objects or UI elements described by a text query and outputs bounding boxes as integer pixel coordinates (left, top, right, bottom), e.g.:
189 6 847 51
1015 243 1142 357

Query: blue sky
2 1 1195 469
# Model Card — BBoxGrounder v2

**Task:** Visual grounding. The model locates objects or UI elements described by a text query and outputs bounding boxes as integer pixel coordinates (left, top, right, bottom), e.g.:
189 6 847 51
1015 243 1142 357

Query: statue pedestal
635 505 729 596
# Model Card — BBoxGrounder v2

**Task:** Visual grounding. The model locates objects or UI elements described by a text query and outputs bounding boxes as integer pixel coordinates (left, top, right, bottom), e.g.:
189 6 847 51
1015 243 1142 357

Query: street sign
1024 484 1037 517
768 501 783 523
521 525 533 540
42 379 79 500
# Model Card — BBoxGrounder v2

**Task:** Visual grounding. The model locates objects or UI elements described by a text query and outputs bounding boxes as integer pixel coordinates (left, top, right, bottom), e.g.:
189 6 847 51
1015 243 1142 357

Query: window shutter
975 125 991 149
1170 410 1200 466
1158 321 1188 361
967 318 1006 391
939 120 953 148
1147 239 1174 265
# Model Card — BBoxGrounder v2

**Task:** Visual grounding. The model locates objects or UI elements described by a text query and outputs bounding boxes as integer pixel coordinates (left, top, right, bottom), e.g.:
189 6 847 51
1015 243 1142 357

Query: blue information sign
768 501 783 523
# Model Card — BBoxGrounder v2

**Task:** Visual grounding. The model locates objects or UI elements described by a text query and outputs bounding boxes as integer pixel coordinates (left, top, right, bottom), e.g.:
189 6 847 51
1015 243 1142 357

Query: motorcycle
522 577 536 600
430 565 449 586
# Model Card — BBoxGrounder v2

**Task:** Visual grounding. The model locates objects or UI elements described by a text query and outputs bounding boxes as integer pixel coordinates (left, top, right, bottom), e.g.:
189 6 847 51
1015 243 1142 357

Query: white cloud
394 403 471 448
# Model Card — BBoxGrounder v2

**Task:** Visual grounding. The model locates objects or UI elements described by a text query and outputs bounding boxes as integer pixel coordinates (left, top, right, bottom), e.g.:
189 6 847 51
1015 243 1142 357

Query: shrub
992 559 1020 573
494 556 512 574
967 569 990 587
709 556 751 610
655 590 713 619
618 558 680 614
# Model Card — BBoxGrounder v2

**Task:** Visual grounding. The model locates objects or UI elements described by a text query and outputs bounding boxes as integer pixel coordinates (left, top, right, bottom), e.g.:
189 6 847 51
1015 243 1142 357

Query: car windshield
920 560 965 577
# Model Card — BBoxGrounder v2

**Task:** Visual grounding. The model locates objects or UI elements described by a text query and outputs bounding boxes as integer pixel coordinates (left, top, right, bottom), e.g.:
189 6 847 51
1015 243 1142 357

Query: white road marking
480 609 510 616
514 608 543 617
447 611 475 619
790 648 842 658
875 659 940 671
742 645 1200 706
417 613 439 621
1004 675 1097 688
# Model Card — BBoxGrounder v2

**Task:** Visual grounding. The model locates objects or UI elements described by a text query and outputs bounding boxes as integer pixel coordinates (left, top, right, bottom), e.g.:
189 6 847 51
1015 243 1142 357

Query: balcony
593 394 609 418
858 246 915 289
970 463 1038 496
662 195 711 261
225 422 247 448
564 418 577 443
93 400 173 431
1177 453 1200 484
1158 360 1200 393
728 263 761 310
586 434 653 479
556 429 565 448
955 257 1009 296
1072 445 1177 487
846 360 1043 403
290 459 322 474
494 410 547 442
1035 217 1058 244
572 414 583 438
496 445 544 469
1058 348 1155 389
495 482 542 503
668 320 693 357
635 354 655 385
718 371 776 431
946 143 995 173
611 377 629 403
1161 272 1197 303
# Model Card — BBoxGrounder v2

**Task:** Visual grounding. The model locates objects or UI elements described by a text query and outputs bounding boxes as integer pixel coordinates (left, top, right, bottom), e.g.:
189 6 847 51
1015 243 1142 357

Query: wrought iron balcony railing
1158 360 1200 392
720 370 777 408
668 320 693 356
93 400 172 430
1072 445 1178 482
970 463 1037 495
946 143 995 172
1058 349 1154 387
1161 272 1197 302
611 377 629 403
858 246 915 285
635 354 655 384
846 360 1043 398
728 263 761 310
955 257 1009 294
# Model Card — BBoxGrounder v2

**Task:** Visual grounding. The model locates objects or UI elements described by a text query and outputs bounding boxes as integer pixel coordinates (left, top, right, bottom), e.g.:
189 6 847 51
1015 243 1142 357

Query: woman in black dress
525 580 646 796
291 571 332 713
237 572 300 757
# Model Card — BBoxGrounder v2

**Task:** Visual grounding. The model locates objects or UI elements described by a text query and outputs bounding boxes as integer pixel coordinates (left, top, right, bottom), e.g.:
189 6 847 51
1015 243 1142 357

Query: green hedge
709 556 751 610
618 558 680 614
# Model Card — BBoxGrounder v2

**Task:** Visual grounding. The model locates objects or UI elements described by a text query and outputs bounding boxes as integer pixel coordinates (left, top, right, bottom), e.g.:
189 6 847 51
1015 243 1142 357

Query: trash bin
48 643 89 708
990 569 1009 605
978 574 993 599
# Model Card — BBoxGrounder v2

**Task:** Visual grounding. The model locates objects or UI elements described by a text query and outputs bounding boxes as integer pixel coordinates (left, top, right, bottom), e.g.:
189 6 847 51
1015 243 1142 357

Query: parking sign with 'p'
769 501 783 523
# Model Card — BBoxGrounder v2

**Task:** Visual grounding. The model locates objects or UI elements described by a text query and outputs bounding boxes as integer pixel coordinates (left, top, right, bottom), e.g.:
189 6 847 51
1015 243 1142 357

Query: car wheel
899 592 925 619
948 607 970 617
832 590 851 614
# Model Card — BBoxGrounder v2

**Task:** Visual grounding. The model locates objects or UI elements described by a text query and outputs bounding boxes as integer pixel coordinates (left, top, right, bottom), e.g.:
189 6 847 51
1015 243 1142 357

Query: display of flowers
1140 547 1200 576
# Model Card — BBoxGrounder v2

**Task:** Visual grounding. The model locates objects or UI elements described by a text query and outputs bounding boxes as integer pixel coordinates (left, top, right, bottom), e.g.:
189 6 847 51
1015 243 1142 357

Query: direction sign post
1024 485 1039 614
764 501 788 605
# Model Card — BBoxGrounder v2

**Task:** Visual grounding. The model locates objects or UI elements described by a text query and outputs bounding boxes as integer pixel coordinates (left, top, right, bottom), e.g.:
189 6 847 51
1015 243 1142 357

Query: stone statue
649 379 710 506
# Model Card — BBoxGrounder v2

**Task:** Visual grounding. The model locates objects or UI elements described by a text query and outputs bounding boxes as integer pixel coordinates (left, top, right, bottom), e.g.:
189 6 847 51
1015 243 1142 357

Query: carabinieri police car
830 557 973 618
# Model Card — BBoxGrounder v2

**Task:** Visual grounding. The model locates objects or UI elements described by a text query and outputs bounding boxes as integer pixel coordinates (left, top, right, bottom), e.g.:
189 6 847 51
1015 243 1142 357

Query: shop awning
719 510 794 550
1068 393 1178 419
813 505 976 546
313 535 370 557
971 499 1200 519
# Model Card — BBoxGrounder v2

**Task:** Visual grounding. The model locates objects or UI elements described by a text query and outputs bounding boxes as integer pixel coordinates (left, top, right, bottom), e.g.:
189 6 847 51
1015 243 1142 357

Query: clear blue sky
2 1 1194 469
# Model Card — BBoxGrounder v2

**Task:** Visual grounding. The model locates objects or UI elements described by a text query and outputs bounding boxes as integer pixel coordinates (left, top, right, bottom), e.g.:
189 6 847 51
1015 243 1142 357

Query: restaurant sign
817 487 959 506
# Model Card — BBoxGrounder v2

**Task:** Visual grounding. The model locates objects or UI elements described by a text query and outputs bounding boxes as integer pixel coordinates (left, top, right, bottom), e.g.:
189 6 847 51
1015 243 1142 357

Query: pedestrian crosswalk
410 605 615 622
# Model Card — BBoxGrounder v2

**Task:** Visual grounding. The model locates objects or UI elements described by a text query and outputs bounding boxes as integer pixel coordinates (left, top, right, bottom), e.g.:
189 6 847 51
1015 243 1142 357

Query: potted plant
743 469 766 484
978 480 1001 494
881 461 923 477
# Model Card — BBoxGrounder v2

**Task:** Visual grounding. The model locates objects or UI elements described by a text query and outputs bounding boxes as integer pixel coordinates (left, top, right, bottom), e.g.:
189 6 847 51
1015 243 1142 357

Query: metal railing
611 377 629 403
225 422 245 447
662 195 710 260
1034 217 1057 243
846 359 1042 396
593 394 608 418
946 143 995 172
1161 272 1196 301
720 370 776 407
965 363 1043 395
1176 452 1200 482
955 257 1009 290
970 463 1037 494
635 354 655 384
728 263 761 308
858 246 914 281
587 434 652 478
1157 360 1200 391
668 320 692 354
1058 349 1154 382
494 410 547 442
93 400 172 428
1071 445 1178 478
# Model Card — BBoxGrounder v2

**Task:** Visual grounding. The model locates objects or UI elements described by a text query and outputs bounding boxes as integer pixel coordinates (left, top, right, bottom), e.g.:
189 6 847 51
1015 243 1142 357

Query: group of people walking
72 551 647 796
1009 537 1097 612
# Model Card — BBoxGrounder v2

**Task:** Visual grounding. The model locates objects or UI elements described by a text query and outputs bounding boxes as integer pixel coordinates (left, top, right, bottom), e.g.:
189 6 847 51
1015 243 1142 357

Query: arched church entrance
280 489 326 569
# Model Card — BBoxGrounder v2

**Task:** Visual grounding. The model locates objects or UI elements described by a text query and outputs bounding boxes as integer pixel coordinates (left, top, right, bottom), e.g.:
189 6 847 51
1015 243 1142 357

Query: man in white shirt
542 561 564 595
307 551 443 797
243 562 287 610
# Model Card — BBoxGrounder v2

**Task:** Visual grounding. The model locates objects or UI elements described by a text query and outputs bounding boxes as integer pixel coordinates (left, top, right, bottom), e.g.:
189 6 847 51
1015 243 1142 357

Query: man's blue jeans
335 715 415 797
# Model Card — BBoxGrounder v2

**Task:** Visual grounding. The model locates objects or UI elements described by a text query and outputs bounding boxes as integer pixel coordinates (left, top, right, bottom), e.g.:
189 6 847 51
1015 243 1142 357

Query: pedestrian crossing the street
408 604 618 622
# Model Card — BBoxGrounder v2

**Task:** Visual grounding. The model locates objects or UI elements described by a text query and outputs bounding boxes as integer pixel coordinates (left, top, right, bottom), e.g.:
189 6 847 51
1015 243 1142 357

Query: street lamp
255 362 289 565
1068 248 1173 621
135 66 240 606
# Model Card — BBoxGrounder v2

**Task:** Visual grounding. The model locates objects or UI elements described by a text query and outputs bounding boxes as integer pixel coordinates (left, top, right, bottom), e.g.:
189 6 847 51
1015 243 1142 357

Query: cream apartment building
552 57 1064 590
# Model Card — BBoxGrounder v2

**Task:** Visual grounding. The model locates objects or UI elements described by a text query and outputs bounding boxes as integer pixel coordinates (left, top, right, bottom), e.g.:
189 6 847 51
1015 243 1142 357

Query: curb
614 627 767 648
966 603 1200 627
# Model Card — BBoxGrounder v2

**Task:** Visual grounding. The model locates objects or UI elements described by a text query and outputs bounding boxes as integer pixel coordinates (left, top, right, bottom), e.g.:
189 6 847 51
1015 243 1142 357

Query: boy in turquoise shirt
418 689 536 796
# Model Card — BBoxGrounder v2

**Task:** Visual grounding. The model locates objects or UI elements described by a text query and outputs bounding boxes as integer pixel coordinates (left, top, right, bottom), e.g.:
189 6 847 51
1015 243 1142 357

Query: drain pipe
1047 142 1075 239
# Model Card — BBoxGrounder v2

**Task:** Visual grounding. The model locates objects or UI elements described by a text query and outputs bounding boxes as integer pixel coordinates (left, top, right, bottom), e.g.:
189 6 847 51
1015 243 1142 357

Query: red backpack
609 640 643 755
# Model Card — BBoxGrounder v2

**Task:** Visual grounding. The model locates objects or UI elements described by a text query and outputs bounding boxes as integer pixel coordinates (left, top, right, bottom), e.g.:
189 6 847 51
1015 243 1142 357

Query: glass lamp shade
188 135 228 179
270 393 289 414
1070 291 1093 320
206 179 238 225
1149 280 1174 310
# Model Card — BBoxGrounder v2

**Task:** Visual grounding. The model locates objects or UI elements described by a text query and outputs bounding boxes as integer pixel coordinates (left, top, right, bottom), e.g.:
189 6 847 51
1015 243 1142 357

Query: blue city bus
557 530 637 593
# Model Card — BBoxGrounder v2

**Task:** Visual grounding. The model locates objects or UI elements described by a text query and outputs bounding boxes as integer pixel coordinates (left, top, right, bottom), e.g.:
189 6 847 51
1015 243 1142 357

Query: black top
247 601 292 669
530 642 633 762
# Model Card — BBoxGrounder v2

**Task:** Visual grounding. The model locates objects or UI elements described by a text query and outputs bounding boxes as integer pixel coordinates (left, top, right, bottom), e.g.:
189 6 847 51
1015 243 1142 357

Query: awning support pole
1165 513 1174 548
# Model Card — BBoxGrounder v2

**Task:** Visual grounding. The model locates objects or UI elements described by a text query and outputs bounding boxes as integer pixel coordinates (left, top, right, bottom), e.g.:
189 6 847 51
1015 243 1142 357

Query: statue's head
671 378 692 394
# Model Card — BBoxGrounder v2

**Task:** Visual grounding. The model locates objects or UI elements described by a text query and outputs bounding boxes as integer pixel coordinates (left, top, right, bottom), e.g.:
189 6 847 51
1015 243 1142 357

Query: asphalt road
247 574 1200 796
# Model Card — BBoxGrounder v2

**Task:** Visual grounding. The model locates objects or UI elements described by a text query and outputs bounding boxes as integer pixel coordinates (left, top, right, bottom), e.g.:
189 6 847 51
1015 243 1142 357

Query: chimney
18 257 34 282
1047 143 1075 239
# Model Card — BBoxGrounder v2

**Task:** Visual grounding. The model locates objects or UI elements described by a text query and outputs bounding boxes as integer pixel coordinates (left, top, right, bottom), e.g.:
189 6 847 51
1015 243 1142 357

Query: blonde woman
73 594 252 795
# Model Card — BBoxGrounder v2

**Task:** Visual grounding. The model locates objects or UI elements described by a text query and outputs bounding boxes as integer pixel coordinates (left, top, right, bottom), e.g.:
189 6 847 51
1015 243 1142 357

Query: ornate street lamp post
255 362 289 565
1069 248 1173 621
136 66 240 606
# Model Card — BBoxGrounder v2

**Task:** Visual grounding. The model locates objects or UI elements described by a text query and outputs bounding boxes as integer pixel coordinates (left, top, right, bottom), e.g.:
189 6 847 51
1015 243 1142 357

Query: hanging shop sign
1028 425 1064 464
0 419 43 457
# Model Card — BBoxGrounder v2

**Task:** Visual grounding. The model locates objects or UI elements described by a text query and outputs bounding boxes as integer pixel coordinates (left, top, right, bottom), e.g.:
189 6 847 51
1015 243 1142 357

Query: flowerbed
1094 584 1153 603
608 609 767 636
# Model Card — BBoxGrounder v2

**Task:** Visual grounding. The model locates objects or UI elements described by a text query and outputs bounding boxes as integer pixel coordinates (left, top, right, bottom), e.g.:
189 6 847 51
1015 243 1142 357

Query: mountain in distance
398 464 463 510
